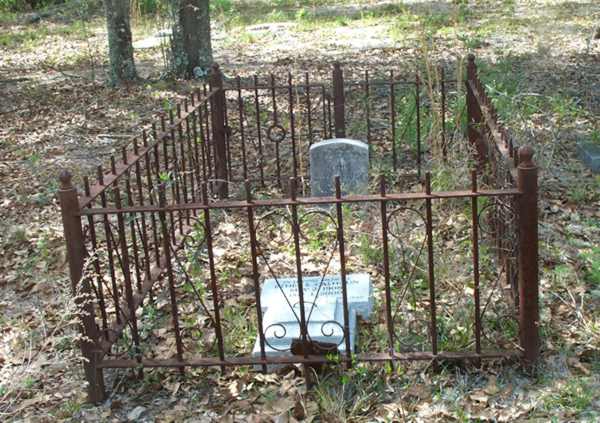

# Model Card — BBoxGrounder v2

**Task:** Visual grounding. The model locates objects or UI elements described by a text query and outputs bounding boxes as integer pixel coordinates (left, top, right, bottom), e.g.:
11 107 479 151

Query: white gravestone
252 274 373 368
309 139 369 197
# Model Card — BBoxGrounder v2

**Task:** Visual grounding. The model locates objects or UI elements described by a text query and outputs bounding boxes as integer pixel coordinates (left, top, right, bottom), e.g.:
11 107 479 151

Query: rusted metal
209 64 229 199
288 72 298 179
253 75 265 187
270 73 282 188
389 70 397 171
98 350 520 369
80 188 522 216
440 65 447 160
245 181 267 373
201 183 226 370
114 186 143 373
236 76 248 180
305 72 313 146
58 61 533 404
466 55 487 164
416 72 422 179
158 184 185 373
58 171 105 403
517 146 540 367
470 170 482 361
424 173 438 356
379 176 395 356
333 62 346 138
364 70 371 145
334 176 352 366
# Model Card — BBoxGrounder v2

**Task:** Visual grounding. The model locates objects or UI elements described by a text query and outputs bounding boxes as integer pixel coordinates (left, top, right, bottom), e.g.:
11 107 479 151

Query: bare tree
171 0 213 79
104 0 137 84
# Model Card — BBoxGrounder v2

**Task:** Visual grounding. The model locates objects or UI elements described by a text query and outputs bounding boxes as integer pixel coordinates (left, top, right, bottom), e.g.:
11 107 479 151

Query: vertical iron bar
379 177 395 358
305 72 313 146
289 177 310 385
389 72 397 172
416 73 422 179
113 186 142 374
201 183 226 370
244 181 267 373
209 64 229 199
288 72 298 179
236 76 248 180
424 173 438 356
364 70 371 147
83 177 108 337
58 171 105 403
270 73 282 188
332 62 346 138
158 184 185 373
470 171 482 361
253 75 265 187
440 65 447 161
517 146 540 367
334 176 352 366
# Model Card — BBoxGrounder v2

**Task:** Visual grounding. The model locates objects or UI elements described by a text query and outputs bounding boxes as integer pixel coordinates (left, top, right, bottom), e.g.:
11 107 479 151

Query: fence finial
59 170 73 189
518 146 535 168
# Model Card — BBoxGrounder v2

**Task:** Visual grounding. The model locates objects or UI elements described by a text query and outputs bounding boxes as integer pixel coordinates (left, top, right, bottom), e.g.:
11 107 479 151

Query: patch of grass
313 366 383 421
581 248 600 288
53 399 82 419
540 378 595 418
0 20 88 49
358 233 383 267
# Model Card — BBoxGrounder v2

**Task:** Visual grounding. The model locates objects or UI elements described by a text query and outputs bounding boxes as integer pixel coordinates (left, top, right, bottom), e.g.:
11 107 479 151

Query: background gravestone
309 138 369 196
578 142 600 173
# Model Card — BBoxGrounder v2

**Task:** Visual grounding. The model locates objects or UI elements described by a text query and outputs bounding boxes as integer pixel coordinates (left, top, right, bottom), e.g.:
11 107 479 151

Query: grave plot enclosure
59 56 540 403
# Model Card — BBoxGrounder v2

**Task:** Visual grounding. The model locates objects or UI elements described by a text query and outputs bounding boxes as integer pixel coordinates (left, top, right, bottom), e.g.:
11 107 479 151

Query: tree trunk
171 0 213 79
104 0 137 84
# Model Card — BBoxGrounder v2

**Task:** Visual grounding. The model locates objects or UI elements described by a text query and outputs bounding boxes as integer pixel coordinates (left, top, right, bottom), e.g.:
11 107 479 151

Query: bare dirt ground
1 1 600 421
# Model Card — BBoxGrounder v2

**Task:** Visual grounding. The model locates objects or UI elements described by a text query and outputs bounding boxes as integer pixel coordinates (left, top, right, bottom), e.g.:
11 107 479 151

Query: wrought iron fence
58 56 539 403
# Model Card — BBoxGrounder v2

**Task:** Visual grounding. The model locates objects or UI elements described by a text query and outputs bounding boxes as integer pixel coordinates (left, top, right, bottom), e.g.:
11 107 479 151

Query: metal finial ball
518 146 535 166
59 170 72 188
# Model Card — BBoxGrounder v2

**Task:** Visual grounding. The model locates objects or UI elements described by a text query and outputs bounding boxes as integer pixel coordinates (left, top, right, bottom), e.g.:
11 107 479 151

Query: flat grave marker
252 274 373 368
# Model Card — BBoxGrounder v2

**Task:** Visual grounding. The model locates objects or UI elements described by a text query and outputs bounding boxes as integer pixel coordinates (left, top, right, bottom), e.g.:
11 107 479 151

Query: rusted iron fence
59 57 539 403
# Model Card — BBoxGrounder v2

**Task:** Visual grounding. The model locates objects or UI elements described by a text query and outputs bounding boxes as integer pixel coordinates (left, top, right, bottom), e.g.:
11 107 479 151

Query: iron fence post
466 54 486 164
58 170 105 403
333 62 346 138
209 63 229 199
517 146 540 367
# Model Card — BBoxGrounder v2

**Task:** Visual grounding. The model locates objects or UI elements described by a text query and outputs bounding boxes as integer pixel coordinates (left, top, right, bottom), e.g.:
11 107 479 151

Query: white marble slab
252 274 372 368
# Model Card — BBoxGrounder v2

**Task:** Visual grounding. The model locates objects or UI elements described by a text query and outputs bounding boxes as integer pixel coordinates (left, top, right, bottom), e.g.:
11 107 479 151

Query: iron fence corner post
332 62 346 138
517 146 540 368
58 170 106 403
466 54 486 165
209 63 229 199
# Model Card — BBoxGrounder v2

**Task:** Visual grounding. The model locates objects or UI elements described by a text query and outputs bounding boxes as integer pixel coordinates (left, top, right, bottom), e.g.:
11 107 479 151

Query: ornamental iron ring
267 124 286 143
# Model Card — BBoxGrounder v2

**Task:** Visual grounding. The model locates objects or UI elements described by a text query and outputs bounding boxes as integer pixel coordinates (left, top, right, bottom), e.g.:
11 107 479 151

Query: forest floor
1 0 600 421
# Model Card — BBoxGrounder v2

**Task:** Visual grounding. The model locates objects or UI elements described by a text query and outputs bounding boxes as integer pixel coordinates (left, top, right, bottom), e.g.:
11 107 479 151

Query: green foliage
541 378 595 417
0 0 63 12
581 248 600 288
358 234 383 267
